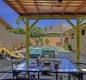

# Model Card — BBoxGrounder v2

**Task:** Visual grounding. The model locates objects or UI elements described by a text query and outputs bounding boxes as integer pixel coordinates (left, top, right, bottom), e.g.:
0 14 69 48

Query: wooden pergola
3 0 86 64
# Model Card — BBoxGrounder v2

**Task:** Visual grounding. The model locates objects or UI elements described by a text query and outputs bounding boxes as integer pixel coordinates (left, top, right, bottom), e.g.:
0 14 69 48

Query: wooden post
26 18 30 66
25 18 39 66
76 19 81 63
60 19 63 46
65 19 81 63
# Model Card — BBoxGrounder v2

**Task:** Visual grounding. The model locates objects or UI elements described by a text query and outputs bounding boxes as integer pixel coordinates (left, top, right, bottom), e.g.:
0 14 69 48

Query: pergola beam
33 0 40 15
51 0 53 15
20 12 86 16
29 19 39 30
80 19 85 24
74 1 86 14
66 19 75 27
15 0 28 14
25 15 86 20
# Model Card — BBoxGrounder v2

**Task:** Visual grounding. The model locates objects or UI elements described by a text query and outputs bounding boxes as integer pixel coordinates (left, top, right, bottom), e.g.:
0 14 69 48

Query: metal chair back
42 50 55 58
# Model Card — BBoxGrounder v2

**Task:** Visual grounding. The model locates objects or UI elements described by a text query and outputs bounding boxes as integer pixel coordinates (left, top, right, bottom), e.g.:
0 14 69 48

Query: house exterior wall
68 25 86 55
68 29 76 51
0 22 6 30
80 26 86 55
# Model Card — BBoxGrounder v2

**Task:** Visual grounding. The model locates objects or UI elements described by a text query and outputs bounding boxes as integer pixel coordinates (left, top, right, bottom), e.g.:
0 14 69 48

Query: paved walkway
55 46 86 69
55 46 86 63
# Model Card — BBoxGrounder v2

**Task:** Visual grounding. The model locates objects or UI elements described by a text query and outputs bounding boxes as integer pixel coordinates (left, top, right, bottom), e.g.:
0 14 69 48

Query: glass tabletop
12 59 81 73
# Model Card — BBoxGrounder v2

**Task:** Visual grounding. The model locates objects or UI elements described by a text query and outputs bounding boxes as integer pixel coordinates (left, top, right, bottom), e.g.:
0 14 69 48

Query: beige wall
30 37 64 46
68 25 86 55
0 30 25 50
0 29 65 50
43 37 64 46
0 22 6 30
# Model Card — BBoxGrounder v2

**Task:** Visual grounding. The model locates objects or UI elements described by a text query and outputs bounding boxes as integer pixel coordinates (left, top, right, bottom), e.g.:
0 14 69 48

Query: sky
0 0 77 28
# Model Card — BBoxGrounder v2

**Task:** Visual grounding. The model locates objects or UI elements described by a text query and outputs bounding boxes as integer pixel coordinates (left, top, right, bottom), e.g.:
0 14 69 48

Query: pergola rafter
74 0 86 14
4 0 19 14
33 0 40 15
62 0 71 14
51 0 53 15
15 0 28 14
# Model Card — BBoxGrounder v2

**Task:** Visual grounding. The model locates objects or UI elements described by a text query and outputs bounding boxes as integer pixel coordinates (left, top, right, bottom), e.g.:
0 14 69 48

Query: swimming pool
30 46 55 58
30 47 42 55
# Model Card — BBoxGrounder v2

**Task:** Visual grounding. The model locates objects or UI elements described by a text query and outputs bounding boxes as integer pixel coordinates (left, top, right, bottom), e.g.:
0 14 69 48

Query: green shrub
45 38 49 45
63 43 72 51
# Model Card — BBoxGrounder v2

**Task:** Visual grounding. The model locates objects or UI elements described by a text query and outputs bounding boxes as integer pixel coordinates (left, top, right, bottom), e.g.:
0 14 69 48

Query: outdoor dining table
12 58 84 80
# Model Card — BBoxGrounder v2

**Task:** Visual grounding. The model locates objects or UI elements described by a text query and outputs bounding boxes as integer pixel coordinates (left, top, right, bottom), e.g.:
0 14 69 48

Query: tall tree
30 26 43 45
30 26 43 37
44 27 47 31
8 27 25 34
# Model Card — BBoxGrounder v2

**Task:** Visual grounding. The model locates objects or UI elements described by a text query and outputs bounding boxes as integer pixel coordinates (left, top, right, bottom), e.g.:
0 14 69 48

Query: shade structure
3 0 86 19
3 0 86 63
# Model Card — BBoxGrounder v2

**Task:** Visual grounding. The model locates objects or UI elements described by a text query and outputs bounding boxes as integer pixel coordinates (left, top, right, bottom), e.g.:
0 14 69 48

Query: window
71 33 74 39
82 29 85 35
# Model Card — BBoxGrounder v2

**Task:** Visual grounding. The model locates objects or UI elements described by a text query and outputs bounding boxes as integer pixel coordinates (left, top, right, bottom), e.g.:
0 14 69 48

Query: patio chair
42 50 55 58
30 54 41 58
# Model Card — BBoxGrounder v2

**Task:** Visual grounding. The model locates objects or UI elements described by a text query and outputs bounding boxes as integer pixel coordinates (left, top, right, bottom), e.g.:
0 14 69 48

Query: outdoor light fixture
53 0 63 6
58 0 63 3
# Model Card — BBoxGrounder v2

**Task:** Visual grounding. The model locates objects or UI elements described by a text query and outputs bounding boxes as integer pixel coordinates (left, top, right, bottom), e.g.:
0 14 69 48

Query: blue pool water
30 47 42 55
30 46 55 57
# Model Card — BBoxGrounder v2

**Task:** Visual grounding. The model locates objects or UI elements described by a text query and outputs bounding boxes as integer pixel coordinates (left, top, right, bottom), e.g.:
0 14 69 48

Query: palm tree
44 27 47 31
